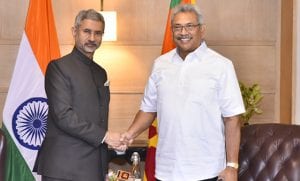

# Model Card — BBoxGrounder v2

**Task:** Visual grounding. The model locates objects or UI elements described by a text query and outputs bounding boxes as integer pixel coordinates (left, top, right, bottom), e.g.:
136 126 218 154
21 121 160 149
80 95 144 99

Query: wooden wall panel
108 94 147 142
280 0 293 124
199 0 278 42
94 45 161 92
104 0 169 44
0 45 18 88
0 0 28 44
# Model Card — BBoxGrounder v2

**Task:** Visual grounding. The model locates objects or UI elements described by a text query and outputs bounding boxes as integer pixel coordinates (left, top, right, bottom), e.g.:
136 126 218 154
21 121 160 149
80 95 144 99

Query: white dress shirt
140 42 245 181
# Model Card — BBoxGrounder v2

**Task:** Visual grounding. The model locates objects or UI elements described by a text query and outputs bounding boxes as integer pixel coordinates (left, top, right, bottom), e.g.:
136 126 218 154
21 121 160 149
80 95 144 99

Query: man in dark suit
33 9 122 181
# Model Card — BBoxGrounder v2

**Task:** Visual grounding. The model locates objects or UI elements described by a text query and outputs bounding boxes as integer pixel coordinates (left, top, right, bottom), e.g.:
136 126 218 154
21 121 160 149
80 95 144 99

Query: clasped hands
104 131 133 152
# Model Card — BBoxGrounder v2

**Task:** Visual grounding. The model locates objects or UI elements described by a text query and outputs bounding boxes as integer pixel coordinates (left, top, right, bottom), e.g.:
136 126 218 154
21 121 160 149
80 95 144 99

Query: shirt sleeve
218 61 245 117
140 69 158 113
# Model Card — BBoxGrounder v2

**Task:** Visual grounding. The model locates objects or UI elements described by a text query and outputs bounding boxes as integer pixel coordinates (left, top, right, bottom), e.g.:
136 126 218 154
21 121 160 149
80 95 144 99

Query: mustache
85 41 98 47
175 35 192 40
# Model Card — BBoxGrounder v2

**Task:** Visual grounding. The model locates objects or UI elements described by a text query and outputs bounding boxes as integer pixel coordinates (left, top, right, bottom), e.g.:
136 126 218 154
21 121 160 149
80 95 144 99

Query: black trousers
156 176 218 181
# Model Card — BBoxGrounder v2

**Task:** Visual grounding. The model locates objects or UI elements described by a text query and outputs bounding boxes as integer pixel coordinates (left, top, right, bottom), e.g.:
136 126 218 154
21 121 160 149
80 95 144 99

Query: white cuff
101 132 108 144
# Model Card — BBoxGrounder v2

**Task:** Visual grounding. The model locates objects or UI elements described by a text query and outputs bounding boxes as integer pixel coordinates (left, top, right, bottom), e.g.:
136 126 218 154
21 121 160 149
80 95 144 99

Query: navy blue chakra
12 97 48 150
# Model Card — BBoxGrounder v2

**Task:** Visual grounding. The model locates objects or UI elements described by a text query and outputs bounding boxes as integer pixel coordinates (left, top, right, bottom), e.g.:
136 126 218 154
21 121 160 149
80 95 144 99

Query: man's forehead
173 12 197 20
79 19 104 30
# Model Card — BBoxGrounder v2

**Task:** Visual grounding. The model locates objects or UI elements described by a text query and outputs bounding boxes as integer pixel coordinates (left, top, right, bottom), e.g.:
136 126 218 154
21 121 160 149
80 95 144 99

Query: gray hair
74 9 105 30
171 4 204 25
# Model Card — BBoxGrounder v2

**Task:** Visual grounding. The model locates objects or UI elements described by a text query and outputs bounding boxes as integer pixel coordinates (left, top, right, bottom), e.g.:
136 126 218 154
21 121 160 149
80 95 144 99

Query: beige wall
0 0 294 144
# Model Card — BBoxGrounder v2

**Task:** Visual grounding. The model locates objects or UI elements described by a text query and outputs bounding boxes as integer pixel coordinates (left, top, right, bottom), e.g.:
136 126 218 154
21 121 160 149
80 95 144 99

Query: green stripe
170 0 182 8
2 126 35 181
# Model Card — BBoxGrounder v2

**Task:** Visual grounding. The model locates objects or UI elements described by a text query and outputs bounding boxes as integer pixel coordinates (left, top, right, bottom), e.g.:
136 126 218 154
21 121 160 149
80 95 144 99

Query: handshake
104 131 134 152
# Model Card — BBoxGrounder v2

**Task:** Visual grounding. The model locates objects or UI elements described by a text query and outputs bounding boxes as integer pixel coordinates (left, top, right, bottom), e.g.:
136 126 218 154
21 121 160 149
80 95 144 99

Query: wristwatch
226 162 239 169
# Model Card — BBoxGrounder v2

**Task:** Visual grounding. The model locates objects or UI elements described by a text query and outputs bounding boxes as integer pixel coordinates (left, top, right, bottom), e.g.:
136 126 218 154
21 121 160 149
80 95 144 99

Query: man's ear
200 24 206 33
199 24 206 38
71 27 77 37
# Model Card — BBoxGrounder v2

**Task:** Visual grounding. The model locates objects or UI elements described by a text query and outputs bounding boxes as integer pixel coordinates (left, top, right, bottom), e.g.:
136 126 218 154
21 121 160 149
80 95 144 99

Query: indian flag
143 0 195 181
2 0 60 180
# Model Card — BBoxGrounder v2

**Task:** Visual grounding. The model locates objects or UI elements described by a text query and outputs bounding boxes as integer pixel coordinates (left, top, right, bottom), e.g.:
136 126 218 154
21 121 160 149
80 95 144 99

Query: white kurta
141 42 245 181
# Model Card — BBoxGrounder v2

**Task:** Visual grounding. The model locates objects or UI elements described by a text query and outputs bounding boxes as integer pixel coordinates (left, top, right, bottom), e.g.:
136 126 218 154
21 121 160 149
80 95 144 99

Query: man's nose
89 33 96 41
180 26 189 34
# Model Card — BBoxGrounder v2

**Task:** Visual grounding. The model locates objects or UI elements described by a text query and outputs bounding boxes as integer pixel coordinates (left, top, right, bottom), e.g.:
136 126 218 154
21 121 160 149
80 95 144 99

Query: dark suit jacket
33 47 110 181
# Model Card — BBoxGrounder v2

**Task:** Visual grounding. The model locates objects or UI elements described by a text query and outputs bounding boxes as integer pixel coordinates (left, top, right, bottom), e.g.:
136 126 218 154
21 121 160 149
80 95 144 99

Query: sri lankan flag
143 0 196 181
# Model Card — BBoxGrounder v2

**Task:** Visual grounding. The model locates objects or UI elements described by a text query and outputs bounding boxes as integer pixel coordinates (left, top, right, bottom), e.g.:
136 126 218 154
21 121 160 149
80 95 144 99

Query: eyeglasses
172 23 200 33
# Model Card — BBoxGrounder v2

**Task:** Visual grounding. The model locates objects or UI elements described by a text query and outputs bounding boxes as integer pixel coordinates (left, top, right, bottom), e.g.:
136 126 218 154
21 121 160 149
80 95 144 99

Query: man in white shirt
121 4 245 181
